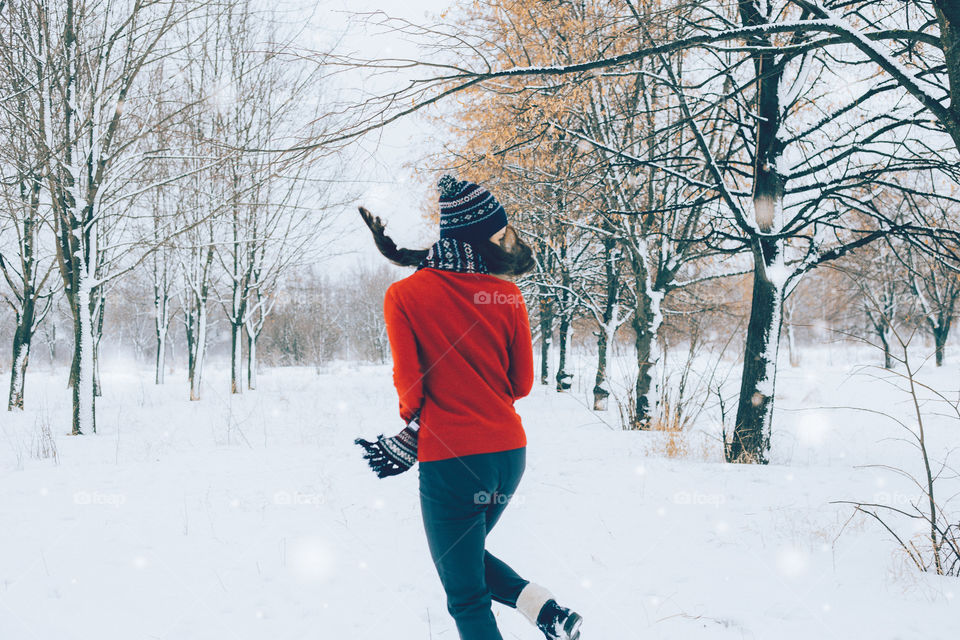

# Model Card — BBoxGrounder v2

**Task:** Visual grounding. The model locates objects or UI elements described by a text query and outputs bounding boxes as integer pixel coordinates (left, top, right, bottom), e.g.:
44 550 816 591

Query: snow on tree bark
191 300 208 402
8 342 30 412
246 328 257 391
73 274 96 435
727 0 789 463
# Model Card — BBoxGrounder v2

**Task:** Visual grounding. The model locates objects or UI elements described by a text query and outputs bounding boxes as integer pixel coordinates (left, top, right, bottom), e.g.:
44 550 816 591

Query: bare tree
897 196 959 367
19 0 193 433
848 242 912 369
211 1 336 393
0 3 58 410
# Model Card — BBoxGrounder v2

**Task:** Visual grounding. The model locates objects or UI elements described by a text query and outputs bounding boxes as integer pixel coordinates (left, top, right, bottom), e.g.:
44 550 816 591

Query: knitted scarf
417 237 489 274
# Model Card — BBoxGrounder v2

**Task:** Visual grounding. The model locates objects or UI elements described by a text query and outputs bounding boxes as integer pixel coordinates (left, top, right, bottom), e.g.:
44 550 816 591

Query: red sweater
383 267 534 462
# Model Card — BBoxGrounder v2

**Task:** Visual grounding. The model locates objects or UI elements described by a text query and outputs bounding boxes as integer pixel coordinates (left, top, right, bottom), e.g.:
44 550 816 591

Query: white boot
517 583 554 626
516 582 583 640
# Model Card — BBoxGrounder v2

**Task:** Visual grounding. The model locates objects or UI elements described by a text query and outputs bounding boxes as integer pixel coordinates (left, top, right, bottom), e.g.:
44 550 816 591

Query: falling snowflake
797 413 830 446
288 537 335 582
776 547 809 578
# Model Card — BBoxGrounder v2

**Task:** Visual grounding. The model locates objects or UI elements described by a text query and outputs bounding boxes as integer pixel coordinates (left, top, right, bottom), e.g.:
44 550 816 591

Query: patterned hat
437 174 508 243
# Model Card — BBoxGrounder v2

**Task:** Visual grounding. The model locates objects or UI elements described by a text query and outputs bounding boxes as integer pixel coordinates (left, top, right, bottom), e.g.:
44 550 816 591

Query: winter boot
536 598 582 639
516 583 583 640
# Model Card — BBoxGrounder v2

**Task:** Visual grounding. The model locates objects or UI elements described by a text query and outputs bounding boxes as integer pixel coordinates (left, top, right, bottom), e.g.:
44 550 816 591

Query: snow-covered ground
1 346 957 639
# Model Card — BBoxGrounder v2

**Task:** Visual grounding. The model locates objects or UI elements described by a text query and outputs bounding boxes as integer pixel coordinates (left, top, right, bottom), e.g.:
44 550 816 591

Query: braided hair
358 206 535 277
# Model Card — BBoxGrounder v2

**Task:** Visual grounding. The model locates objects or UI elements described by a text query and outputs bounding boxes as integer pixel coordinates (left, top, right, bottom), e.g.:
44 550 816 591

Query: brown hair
358 206 535 277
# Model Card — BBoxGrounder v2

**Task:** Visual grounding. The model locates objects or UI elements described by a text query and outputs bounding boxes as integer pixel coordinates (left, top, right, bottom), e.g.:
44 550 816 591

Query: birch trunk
593 310 615 411
632 286 662 429
155 269 169 385
155 327 166 384
92 292 103 397
8 325 32 411
230 320 243 394
152 247 170 385
246 327 257 391
72 275 96 434
785 300 800 368
878 323 893 369
592 241 621 411
190 302 207 401
8 270 37 410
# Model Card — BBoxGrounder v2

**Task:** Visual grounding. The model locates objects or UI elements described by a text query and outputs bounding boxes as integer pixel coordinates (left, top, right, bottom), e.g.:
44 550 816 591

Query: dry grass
647 399 690 459
644 391 714 461
32 409 58 464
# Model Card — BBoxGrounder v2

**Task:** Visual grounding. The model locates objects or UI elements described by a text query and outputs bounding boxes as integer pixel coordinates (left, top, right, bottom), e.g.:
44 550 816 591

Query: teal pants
418 446 529 640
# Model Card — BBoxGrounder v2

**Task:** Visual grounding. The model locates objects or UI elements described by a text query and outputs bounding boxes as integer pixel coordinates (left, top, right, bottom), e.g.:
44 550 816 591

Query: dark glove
355 413 420 478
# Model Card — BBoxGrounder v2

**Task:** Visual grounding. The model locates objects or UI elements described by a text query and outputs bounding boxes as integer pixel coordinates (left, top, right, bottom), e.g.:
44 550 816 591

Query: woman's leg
482 447 529 608
420 451 506 640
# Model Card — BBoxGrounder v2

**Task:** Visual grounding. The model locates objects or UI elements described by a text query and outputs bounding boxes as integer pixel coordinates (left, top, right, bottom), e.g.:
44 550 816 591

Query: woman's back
385 266 533 462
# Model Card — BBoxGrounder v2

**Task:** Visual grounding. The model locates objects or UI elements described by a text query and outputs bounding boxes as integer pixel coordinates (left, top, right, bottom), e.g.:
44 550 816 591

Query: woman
355 175 583 640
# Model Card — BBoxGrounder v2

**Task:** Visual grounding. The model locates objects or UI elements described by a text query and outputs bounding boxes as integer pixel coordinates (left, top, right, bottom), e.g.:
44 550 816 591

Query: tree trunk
230 320 243 394
592 322 612 411
933 0 960 150
44 322 56 365
155 327 166 385
727 1 788 464
91 290 104 398
555 310 572 391
92 338 102 398
185 307 196 384
879 324 893 369
538 293 553 385
727 243 785 464
8 341 30 411
786 322 799 368
154 273 169 385
246 328 257 391
8 272 38 411
932 323 949 367
629 236 663 429
784 298 800 367
72 276 96 435
593 240 620 411
632 288 662 430
189 302 207 402
8 321 32 411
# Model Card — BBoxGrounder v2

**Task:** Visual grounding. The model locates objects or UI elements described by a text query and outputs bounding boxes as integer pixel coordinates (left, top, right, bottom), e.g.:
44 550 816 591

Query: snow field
0 347 957 639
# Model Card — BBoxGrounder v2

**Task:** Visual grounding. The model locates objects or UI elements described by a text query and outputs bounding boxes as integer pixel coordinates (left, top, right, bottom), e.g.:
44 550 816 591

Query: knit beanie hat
437 174 508 243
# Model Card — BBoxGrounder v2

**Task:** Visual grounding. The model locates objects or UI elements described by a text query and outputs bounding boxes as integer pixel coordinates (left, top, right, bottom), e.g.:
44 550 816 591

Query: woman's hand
354 411 421 479
358 206 385 235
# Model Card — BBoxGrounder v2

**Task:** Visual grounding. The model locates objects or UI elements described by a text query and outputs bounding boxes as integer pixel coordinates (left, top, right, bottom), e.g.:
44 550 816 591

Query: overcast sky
305 0 460 278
